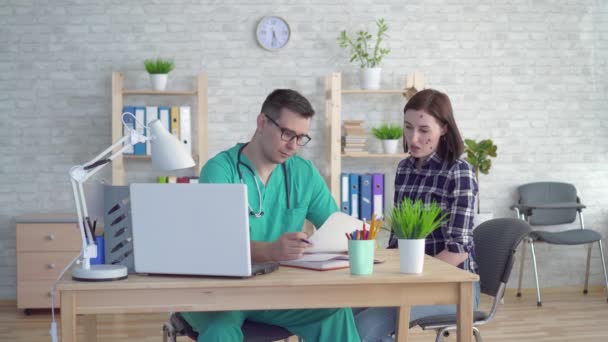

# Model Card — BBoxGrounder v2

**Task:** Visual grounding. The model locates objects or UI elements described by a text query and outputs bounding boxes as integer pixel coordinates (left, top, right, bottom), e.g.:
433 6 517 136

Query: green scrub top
199 143 338 242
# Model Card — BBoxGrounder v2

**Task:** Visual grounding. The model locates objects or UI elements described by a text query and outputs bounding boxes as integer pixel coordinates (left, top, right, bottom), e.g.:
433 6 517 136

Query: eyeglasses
264 114 312 146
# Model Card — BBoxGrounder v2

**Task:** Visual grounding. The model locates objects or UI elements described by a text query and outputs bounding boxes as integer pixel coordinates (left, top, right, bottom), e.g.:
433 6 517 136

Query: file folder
133 106 146 155
179 106 192 154
349 173 360 219
341 173 350 215
122 106 136 154
145 106 158 156
372 173 384 219
360 174 373 222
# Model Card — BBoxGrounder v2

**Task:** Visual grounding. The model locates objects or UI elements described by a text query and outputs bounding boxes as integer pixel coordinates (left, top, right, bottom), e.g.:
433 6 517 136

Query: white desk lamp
69 113 195 281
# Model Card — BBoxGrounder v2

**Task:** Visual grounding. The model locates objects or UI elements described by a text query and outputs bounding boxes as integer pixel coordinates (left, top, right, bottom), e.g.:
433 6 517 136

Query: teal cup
348 240 375 275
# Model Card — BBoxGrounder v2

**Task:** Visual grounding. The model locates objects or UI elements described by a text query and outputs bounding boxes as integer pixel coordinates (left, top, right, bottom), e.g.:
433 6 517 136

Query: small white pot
360 67 382 89
150 74 168 91
398 239 426 274
381 139 400 154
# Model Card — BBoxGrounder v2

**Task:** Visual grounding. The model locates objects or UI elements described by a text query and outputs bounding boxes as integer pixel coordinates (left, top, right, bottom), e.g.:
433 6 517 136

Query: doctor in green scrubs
182 89 361 342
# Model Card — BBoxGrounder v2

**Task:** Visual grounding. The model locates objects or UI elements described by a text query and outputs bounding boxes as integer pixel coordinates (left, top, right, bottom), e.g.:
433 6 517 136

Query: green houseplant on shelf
144 58 175 91
463 138 498 226
372 123 402 154
338 18 390 89
389 198 448 273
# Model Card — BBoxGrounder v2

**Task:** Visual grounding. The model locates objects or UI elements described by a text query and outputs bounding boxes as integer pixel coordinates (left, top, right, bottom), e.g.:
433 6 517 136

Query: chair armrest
523 202 586 210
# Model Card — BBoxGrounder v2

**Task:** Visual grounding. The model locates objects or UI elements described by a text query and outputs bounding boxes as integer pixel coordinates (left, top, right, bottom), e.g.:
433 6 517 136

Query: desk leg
83 314 98 342
457 282 473 342
394 305 410 342
60 292 77 342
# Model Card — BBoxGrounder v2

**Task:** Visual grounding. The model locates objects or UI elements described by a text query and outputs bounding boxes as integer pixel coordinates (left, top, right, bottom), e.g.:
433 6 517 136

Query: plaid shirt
388 152 479 274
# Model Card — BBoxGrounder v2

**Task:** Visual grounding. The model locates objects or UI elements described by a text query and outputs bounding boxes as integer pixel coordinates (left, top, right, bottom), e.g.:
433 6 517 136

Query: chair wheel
516 292 522 297
537 301 542 307
443 331 450 337
583 289 588 294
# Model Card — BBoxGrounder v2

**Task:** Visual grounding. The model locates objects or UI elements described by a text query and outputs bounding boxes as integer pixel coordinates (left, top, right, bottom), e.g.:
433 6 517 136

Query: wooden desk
57 250 478 342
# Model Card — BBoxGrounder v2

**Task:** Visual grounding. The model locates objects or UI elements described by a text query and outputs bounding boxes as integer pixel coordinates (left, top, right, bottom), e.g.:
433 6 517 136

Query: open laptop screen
130 183 255 277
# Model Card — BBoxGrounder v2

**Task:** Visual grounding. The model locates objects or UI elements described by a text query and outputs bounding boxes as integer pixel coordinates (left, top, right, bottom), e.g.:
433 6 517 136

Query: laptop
130 183 278 277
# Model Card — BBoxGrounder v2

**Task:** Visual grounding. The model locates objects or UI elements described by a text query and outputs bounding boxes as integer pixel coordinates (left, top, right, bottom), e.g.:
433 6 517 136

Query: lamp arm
69 131 148 270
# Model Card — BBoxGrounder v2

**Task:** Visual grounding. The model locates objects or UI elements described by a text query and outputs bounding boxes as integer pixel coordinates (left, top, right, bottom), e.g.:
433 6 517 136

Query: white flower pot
398 238 426 274
381 139 400 154
360 67 382 89
150 74 168 91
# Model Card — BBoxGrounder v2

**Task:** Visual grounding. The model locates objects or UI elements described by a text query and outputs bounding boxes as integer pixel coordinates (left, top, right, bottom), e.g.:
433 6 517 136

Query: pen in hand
300 238 313 245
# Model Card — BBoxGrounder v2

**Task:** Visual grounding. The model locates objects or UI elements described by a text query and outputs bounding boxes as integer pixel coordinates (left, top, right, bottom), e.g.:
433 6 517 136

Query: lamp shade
148 120 195 170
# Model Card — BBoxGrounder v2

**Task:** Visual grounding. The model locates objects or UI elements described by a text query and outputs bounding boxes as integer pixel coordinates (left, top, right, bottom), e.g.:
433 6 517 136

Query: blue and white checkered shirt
388 152 479 274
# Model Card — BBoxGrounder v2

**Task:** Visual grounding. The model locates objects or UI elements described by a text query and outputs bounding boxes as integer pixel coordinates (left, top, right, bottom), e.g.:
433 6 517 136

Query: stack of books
342 120 367 154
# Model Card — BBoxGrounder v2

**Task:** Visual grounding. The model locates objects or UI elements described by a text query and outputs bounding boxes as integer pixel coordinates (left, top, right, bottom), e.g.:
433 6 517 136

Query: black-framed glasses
264 114 312 146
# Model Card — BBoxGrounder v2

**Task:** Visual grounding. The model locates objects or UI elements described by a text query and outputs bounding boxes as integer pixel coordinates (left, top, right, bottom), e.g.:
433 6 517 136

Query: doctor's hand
270 232 311 261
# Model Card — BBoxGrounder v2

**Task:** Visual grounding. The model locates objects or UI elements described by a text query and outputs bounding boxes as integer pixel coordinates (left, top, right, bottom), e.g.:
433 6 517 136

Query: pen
300 238 312 245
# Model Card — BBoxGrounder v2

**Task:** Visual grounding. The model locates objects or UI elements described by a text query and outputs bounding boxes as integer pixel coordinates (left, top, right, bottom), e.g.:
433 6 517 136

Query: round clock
256 16 291 50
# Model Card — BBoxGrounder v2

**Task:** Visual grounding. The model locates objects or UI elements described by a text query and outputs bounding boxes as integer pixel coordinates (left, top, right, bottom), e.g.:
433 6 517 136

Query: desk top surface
57 250 478 291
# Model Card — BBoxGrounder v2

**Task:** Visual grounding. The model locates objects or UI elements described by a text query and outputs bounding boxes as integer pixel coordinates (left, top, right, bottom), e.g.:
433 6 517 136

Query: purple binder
372 173 384 218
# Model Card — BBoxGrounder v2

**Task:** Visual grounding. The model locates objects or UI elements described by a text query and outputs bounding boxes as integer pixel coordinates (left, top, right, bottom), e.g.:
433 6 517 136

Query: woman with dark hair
354 89 479 342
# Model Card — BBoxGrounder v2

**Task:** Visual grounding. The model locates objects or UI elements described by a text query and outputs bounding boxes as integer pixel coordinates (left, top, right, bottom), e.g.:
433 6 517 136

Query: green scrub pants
181 308 361 342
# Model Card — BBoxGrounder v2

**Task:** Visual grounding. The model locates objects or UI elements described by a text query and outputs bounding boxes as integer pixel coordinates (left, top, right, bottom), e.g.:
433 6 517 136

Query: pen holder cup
90 236 105 265
348 240 375 275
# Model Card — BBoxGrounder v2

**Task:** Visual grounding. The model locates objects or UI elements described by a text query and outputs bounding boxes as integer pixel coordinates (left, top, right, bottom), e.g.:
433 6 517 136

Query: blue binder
341 173 350 215
122 106 136 155
349 173 360 219
360 174 373 222
133 106 147 155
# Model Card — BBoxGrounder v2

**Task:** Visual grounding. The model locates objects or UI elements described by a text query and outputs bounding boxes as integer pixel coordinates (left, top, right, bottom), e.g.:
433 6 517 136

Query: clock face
256 16 290 50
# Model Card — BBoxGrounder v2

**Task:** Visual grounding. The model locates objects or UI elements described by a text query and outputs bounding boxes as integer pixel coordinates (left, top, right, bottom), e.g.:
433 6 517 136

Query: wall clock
256 16 290 50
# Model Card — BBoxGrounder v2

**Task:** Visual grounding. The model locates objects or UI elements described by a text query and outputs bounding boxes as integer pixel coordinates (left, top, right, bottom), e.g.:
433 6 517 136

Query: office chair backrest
474 218 531 296
518 182 578 225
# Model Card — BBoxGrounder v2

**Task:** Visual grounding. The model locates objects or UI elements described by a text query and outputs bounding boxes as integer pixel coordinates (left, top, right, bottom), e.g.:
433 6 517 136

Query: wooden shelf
326 72 409 203
111 71 208 185
342 152 409 158
122 90 197 96
342 89 406 95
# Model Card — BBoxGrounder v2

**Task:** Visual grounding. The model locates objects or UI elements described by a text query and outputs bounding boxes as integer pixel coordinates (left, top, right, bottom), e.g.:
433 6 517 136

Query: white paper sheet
305 212 368 253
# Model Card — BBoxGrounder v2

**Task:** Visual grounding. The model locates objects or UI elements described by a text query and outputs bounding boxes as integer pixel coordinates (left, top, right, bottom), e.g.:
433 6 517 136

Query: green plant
144 58 175 74
338 18 390 68
372 123 402 140
463 138 498 214
389 199 448 240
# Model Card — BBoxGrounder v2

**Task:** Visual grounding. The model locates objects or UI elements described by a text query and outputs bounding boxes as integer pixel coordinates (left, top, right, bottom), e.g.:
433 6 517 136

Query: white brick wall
1 0 606 299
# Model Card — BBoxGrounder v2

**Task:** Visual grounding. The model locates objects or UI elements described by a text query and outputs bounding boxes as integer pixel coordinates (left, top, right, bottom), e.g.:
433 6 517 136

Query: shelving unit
111 71 208 185
325 72 410 203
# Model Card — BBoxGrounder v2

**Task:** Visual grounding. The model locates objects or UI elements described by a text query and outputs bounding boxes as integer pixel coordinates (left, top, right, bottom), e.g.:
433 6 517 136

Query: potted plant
144 58 175 91
338 18 390 89
389 199 448 273
463 138 498 225
372 123 402 154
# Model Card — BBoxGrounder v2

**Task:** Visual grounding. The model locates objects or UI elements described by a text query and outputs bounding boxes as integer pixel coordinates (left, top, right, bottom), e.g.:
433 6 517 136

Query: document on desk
306 211 368 253
279 212 378 271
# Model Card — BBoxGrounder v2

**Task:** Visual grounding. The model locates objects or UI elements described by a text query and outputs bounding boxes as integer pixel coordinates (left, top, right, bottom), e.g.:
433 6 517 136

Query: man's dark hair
261 89 315 119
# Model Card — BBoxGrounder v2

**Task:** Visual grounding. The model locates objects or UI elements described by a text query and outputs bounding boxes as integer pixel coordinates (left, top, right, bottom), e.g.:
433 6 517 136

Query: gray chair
511 182 608 306
161 312 295 342
409 218 531 342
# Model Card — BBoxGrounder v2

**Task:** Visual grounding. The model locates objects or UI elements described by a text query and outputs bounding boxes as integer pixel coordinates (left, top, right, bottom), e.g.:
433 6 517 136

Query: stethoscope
237 143 290 218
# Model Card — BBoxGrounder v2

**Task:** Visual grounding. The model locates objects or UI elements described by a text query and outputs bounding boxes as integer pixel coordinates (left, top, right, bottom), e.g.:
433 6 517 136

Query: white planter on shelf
398 238 426 274
150 74 168 91
381 139 400 154
360 67 382 89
